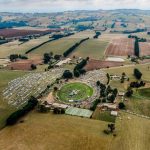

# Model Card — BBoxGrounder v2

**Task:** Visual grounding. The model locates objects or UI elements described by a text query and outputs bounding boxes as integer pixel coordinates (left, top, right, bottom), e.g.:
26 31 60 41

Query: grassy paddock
92 109 116 123
70 39 109 59
0 35 50 58
30 38 81 57
0 111 149 150
0 70 28 129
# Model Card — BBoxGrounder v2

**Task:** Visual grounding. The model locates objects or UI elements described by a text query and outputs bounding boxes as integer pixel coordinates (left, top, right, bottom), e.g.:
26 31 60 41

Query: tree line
134 39 140 57
9 54 28 62
6 96 38 125
25 33 74 54
93 31 101 39
63 38 89 57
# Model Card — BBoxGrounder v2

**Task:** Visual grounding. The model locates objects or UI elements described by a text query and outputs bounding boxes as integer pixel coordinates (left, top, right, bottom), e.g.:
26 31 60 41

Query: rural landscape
0 1 150 150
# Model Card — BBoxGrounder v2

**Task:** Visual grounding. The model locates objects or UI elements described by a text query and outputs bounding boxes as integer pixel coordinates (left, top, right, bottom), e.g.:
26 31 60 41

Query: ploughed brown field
0 28 63 38
84 59 124 71
139 42 150 56
105 38 135 56
7 59 43 70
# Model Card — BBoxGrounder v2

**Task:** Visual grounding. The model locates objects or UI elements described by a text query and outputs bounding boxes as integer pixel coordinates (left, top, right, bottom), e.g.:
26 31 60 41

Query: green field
0 70 28 129
57 82 93 102
138 88 150 99
0 35 50 58
92 109 116 123
103 64 150 117
103 63 150 81
70 39 109 59
29 37 81 57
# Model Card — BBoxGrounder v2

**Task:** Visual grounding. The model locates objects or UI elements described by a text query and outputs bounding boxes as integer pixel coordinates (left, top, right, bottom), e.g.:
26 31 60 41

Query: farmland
105 38 135 57
0 70 27 129
0 28 52 38
29 37 82 57
0 35 50 58
69 39 109 59
0 111 149 150
0 9 150 150
7 59 43 70
139 42 150 56
85 59 124 71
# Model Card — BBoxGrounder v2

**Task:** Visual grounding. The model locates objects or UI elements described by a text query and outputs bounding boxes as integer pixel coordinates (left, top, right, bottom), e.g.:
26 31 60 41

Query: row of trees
130 81 145 88
128 35 147 42
73 58 88 77
25 33 74 54
93 32 101 39
63 38 89 57
134 39 140 57
9 54 28 62
6 96 38 125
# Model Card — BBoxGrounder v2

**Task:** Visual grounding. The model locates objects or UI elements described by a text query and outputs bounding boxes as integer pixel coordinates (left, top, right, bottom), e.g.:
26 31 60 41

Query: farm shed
98 103 118 111
111 111 118 116
55 58 71 67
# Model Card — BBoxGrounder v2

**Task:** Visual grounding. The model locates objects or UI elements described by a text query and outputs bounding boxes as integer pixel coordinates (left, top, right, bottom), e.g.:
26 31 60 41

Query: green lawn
138 88 150 99
92 109 116 123
57 82 93 102
0 70 28 129
70 39 109 59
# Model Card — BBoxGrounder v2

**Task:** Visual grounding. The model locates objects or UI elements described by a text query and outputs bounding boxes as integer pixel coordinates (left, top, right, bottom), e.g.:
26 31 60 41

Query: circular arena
57 82 93 103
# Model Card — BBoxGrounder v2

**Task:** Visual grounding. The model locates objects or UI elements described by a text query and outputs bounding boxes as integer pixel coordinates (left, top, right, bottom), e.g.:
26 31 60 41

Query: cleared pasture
103 63 150 81
67 30 95 39
29 37 81 57
0 111 149 150
0 35 50 58
70 39 109 59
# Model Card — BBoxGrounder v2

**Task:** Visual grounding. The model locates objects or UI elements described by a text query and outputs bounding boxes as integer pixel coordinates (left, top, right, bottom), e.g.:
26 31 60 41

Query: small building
52 103 69 109
111 111 118 116
55 58 71 67
118 92 125 97
98 103 118 111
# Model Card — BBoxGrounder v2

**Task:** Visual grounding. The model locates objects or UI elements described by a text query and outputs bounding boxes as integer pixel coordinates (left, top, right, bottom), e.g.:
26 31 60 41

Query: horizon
1 0 150 13
1 8 150 14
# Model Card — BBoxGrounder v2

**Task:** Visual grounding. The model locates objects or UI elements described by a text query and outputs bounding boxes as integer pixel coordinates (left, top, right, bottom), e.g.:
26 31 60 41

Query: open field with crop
0 28 52 38
69 39 109 59
0 111 149 150
0 35 50 58
0 70 27 129
105 38 135 57
139 42 150 56
7 59 43 70
29 37 81 57
85 59 124 71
